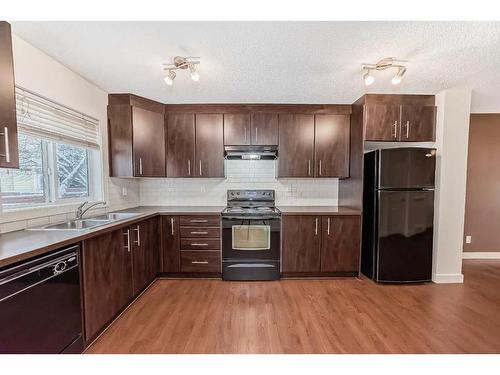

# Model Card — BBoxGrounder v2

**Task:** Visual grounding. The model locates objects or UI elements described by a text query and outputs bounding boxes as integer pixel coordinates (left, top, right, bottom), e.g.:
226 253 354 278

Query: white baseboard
462 252 500 259
432 273 464 284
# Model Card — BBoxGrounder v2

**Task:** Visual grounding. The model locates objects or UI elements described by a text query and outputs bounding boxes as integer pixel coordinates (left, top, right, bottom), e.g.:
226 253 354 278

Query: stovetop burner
222 190 280 218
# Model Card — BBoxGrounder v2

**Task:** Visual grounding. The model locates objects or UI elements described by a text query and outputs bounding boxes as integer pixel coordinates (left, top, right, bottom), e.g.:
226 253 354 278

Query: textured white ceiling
10 21 500 112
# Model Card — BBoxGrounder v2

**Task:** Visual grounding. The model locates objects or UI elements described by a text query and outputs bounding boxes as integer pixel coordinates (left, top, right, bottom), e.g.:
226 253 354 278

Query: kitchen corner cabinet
223 112 278 146
161 215 180 272
82 218 160 343
363 95 436 142
282 215 361 275
166 113 224 178
0 22 19 169
107 94 165 177
278 113 350 178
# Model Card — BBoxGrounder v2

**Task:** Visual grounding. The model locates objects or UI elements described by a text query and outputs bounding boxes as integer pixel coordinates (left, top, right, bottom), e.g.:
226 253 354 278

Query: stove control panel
227 190 275 201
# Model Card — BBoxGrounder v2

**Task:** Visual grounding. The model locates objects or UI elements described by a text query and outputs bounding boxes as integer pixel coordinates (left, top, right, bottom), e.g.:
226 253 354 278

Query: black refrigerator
361 148 436 283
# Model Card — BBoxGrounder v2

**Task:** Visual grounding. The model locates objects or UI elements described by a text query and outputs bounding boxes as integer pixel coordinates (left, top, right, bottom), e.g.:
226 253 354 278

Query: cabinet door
314 114 350 178
224 113 250 145
400 105 436 142
0 22 18 169
364 104 400 141
132 107 165 177
195 114 224 177
321 216 361 273
131 217 160 295
166 113 195 177
82 228 133 342
278 114 315 177
162 215 180 272
282 215 321 273
251 113 278 145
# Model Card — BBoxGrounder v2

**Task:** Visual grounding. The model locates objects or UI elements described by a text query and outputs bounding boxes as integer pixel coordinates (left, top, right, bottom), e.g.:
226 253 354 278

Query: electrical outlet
122 187 128 197
465 235 472 244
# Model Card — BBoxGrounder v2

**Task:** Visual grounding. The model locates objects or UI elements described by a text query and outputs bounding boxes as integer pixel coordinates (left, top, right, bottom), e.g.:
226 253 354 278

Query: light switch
465 235 472 244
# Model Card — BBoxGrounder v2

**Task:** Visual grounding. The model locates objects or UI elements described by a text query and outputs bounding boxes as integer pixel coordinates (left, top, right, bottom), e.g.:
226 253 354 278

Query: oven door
222 217 280 261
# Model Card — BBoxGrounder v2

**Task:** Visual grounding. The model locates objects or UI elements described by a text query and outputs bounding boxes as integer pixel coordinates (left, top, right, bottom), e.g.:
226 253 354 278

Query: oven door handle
222 216 279 220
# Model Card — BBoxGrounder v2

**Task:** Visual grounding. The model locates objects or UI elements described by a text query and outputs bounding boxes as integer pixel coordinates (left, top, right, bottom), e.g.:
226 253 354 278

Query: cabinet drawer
180 238 220 250
179 215 220 227
181 251 221 273
180 227 220 238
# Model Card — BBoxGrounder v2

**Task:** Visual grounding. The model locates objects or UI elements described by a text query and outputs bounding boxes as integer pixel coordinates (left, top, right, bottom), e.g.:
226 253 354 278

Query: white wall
140 160 339 206
432 87 472 283
0 35 140 233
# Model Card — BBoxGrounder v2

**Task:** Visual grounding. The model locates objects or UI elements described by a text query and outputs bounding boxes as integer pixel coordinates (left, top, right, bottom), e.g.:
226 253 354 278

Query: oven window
232 225 270 250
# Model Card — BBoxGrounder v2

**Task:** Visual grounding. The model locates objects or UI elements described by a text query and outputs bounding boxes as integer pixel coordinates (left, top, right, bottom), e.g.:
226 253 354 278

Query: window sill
0 201 109 224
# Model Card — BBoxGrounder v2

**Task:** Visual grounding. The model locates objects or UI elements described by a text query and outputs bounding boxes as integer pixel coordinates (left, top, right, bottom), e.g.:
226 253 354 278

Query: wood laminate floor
85 260 500 354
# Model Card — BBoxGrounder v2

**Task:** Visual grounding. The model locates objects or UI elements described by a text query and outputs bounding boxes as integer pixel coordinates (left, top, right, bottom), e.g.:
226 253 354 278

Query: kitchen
1 6 500 373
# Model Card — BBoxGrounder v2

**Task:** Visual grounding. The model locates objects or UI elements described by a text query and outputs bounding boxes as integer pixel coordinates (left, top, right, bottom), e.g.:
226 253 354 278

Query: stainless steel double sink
27 212 139 231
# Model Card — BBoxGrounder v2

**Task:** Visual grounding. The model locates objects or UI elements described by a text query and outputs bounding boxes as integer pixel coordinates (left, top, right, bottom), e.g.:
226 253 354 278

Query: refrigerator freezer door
379 148 436 189
376 190 434 282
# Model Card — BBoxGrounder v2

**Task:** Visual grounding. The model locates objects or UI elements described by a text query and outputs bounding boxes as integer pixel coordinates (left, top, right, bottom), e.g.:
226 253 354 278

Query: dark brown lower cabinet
282 214 361 275
282 215 321 273
161 215 180 272
82 228 133 342
82 218 160 344
131 217 160 295
320 216 361 273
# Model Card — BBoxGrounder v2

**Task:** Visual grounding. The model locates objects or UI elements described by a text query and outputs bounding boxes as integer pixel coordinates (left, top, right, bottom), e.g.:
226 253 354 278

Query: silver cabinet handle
191 231 208 235
188 160 191 176
191 243 209 246
244 127 247 143
319 160 322 176
315 218 318 236
327 218 330 235
170 218 174 235
199 160 202 176
405 120 410 139
392 121 398 139
255 126 258 143
308 160 311 176
133 225 141 246
190 219 208 223
0 127 10 163
124 229 131 252
139 157 143 175
191 261 208 264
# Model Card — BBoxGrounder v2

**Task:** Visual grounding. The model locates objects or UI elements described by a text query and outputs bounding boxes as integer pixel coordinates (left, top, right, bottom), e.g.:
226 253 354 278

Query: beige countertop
277 206 362 215
0 206 224 268
0 205 359 268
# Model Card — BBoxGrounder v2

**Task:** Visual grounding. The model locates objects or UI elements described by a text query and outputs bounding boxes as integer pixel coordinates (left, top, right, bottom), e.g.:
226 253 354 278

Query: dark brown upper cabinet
224 113 250 145
251 112 278 145
107 94 165 177
282 215 321 273
400 105 437 141
314 114 350 178
195 114 224 178
166 113 195 177
0 22 19 169
362 95 436 142
278 113 315 177
320 216 361 273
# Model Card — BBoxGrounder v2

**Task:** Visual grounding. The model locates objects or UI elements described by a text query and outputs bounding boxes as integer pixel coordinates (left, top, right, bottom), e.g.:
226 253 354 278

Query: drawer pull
190 220 208 223
191 261 209 264
191 231 208 234
191 243 209 246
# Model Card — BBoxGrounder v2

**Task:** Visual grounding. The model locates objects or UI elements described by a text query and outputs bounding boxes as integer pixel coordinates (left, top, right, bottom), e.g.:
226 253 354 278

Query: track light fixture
361 57 407 86
163 56 200 86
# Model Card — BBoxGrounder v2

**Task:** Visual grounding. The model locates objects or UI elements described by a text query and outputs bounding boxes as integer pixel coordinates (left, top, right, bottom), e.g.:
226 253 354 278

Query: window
0 87 102 211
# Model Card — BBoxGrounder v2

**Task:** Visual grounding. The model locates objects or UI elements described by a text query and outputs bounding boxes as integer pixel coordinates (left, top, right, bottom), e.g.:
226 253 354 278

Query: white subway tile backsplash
140 160 338 206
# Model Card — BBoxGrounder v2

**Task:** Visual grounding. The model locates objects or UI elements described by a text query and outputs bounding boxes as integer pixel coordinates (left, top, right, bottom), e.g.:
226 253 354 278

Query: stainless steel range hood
224 145 278 160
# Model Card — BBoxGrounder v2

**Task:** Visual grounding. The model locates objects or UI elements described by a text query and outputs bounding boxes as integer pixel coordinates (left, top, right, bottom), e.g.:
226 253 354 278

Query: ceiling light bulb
189 64 200 82
164 70 176 86
363 70 375 86
391 67 406 85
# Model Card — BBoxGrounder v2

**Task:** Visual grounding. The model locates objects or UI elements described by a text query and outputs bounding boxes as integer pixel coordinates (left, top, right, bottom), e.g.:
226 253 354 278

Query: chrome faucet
75 201 106 220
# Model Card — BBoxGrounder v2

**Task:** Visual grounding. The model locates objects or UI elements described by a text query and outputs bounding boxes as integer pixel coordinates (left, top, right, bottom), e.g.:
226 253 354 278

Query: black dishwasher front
0 245 83 354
